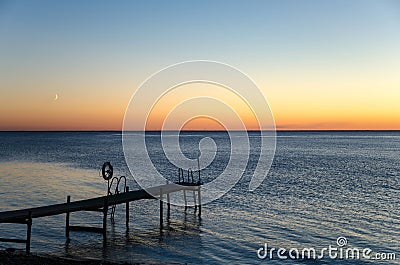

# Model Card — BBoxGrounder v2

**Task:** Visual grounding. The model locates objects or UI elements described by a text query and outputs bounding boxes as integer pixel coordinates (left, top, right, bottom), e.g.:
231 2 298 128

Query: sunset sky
1 0 399 130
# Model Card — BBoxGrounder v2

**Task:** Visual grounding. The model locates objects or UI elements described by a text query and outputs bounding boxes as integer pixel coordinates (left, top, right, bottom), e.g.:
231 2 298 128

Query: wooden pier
0 182 201 254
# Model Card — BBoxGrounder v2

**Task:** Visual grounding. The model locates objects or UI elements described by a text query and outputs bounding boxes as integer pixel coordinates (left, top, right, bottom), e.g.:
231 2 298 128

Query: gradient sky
0 0 399 130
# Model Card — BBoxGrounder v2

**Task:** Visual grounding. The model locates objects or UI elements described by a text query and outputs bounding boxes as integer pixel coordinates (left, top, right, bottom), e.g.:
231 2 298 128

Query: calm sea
0 131 399 264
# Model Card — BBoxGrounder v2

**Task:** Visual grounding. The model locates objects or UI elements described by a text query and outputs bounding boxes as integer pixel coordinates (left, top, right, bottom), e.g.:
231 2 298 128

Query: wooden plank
0 238 27 243
0 220 29 224
69 225 104 233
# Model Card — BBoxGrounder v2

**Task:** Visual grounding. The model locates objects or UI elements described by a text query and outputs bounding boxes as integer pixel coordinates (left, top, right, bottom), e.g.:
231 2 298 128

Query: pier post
102 197 108 240
166 181 170 218
183 190 187 211
193 190 197 211
26 211 32 255
159 188 163 227
65 196 70 238
125 186 129 229
197 186 201 217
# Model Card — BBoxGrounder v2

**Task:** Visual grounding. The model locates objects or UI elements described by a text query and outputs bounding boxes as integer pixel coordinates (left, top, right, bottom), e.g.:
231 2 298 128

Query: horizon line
1 129 400 133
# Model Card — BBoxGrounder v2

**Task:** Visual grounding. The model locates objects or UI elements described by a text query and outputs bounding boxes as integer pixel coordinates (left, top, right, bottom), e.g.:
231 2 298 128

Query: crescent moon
54 94 58 101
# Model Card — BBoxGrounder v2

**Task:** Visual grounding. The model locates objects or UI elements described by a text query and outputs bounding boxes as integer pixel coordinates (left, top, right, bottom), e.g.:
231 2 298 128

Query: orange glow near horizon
1 77 399 131
1 87 399 131
144 83 261 131
180 117 227 131
2 114 399 131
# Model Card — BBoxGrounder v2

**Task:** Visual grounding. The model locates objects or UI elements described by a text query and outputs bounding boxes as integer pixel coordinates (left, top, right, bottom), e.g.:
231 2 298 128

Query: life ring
102 162 113 180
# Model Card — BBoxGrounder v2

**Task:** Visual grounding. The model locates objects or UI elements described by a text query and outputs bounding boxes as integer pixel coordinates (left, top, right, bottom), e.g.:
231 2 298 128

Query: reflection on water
64 211 203 264
0 131 399 264
0 162 104 211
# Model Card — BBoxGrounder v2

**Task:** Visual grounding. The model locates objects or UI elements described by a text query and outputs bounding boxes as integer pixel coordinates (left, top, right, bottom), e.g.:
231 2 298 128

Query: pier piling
102 197 108 240
125 186 129 229
26 211 32 255
197 186 201 217
183 190 187 210
159 188 163 227
166 181 171 218
65 196 70 238
193 190 197 211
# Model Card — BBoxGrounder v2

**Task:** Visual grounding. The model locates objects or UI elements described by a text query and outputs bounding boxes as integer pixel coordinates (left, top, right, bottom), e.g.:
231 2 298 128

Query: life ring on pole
102 162 113 180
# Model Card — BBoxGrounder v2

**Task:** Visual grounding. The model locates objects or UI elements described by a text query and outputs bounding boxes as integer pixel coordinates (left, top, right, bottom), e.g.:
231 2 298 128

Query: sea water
0 131 399 264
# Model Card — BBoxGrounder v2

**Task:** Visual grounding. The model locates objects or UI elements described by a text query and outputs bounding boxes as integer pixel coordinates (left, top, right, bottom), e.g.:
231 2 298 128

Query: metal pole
26 211 32 255
65 196 70 238
125 186 129 229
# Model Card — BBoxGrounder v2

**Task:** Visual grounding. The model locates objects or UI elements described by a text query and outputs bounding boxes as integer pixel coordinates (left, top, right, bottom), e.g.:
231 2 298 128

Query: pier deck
0 182 201 254
0 183 199 223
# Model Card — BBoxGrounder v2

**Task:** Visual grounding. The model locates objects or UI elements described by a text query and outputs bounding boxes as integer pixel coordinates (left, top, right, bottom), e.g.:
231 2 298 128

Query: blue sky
2 0 399 71
0 0 399 130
